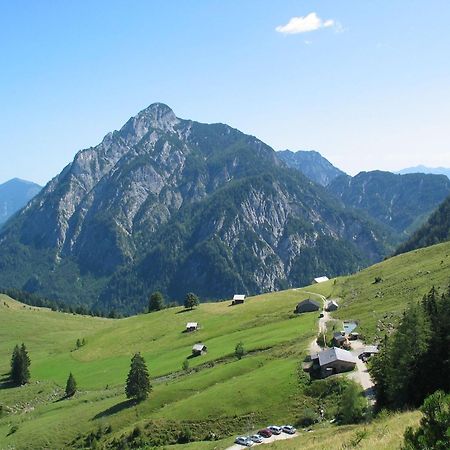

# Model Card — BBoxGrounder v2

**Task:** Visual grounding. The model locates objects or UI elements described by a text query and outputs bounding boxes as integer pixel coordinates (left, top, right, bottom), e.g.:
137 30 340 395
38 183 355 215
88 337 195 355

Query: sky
1 0 449 185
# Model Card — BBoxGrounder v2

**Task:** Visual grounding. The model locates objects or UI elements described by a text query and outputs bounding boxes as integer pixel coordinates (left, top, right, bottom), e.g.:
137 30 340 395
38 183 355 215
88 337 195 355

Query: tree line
370 283 450 409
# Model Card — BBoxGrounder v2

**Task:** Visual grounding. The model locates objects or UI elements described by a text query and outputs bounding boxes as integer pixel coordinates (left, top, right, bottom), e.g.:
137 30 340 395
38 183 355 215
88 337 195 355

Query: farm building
312 276 329 284
294 299 321 314
192 343 207 356
312 347 357 377
232 294 246 305
326 300 339 311
332 332 348 348
186 322 198 332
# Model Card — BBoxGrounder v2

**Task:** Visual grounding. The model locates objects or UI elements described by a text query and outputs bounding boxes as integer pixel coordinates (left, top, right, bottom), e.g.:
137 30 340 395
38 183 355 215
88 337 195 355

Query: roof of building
333 332 346 342
328 300 339 307
318 347 357 367
192 343 206 351
297 299 321 307
314 276 329 283
233 294 246 301
186 322 198 328
364 345 379 354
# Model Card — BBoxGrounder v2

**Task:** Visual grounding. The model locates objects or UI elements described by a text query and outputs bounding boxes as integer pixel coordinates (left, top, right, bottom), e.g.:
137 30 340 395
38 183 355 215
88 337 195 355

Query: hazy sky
1 0 449 185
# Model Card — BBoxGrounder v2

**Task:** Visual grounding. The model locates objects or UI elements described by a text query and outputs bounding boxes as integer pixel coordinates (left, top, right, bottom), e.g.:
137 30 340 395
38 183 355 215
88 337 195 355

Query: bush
338 382 368 424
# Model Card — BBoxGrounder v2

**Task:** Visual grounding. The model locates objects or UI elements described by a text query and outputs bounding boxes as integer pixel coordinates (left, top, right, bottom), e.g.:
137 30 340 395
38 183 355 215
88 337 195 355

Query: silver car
250 434 264 443
235 436 254 447
282 425 297 434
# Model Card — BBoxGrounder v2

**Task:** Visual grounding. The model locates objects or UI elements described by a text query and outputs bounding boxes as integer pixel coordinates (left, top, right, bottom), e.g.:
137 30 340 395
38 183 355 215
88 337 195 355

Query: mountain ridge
0 103 393 313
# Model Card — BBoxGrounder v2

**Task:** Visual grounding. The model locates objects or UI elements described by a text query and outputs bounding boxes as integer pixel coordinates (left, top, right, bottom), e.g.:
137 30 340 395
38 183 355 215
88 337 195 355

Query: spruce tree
184 292 199 310
65 372 77 397
148 291 164 312
125 353 151 401
10 343 31 385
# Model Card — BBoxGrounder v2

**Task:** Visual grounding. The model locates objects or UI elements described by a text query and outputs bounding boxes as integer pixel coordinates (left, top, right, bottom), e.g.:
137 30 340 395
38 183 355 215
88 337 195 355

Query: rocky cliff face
277 150 345 186
0 104 392 313
327 171 450 236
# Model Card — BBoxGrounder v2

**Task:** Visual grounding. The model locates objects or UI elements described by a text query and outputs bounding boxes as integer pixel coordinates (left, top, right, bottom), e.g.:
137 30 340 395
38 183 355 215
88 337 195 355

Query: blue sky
1 0 449 185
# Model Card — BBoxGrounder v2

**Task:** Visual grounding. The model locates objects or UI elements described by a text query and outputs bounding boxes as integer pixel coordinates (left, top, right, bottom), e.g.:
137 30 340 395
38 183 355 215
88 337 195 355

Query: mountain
0 104 394 313
277 150 345 186
398 165 450 179
394 194 450 255
327 171 450 237
0 178 41 226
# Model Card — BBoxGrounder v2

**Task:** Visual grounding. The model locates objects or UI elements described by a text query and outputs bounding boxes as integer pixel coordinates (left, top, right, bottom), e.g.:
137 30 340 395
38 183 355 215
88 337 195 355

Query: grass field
1 241 449 449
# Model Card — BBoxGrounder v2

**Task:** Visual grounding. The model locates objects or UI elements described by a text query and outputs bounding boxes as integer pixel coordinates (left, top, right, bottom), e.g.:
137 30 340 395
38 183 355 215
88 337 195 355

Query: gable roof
192 343 206 351
314 276 329 283
297 299 320 308
333 332 346 342
233 294 246 301
318 347 357 366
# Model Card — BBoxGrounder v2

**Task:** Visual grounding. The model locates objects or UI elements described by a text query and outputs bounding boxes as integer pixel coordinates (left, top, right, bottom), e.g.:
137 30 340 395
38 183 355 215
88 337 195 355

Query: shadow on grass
175 308 194 314
0 373 15 390
92 399 137 420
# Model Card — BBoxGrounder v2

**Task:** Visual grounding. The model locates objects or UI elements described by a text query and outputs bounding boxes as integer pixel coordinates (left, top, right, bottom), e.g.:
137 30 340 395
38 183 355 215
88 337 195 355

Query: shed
312 276 329 284
186 322 198 332
317 347 356 376
192 343 207 356
232 294 246 305
326 300 339 312
332 332 347 347
294 299 321 314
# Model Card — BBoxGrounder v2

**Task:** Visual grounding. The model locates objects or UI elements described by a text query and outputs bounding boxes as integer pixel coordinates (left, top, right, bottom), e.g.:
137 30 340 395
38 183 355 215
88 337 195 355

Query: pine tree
125 353 151 401
65 372 77 397
10 343 31 385
235 342 245 360
184 292 199 310
148 292 164 312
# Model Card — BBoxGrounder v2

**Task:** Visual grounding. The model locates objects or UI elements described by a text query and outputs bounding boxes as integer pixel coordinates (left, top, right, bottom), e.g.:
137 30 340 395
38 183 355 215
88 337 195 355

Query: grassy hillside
305 241 450 341
1 241 449 449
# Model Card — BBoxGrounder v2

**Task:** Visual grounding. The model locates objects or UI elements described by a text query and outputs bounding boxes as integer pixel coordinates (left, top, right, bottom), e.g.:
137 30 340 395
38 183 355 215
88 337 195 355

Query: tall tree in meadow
125 353 151 402
184 292 199 310
148 291 164 312
65 372 77 397
10 343 31 385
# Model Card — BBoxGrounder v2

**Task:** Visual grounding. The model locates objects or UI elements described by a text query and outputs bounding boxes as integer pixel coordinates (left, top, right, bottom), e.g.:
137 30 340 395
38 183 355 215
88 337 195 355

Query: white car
268 425 282 435
282 425 297 434
250 434 264 443
235 436 254 447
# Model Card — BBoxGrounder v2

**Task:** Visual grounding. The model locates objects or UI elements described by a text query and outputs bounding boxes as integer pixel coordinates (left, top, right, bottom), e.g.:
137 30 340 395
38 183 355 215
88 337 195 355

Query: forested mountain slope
0 104 393 314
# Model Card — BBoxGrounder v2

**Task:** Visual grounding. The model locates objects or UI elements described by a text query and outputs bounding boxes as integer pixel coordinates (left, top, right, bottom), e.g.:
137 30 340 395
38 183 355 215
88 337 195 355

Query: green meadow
0 241 449 449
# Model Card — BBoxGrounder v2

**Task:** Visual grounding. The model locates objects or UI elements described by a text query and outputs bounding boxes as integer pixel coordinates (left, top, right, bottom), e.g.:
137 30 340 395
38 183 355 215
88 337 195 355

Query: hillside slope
0 104 393 313
1 241 449 449
0 178 41 226
394 194 450 255
327 171 450 236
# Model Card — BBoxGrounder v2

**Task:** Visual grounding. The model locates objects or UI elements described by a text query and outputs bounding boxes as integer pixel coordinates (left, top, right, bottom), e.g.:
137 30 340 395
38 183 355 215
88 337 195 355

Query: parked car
235 436 253 447
268 425 282 435
282 425 297 434
250 434 264 443
257 428 272 438
319 313 324 318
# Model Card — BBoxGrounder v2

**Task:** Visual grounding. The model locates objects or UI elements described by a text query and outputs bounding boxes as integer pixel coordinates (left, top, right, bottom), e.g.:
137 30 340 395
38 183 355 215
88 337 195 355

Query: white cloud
276 12 335 35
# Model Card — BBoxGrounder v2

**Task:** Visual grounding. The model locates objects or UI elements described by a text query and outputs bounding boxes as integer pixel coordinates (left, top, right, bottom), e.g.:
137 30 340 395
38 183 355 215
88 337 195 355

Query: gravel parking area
226 432 299 449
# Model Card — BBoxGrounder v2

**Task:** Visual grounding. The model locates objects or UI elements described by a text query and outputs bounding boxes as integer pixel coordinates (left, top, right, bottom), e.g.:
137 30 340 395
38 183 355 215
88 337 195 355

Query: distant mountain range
0 104 394 314
277 150 345 186
398 165 450 179
0 178 41 227
327 171 450 237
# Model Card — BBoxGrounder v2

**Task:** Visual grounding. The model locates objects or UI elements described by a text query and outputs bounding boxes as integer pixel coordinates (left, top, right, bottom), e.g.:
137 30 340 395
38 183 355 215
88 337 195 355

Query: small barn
294 299 321 314
312 276 329 284
317 347 356 376
326 300 339 312
232 294 246 305
192 343 207 356
332 332 347 348
186 322 198 332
